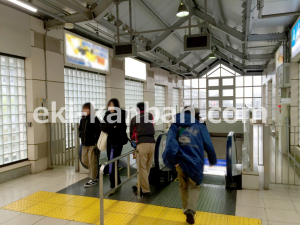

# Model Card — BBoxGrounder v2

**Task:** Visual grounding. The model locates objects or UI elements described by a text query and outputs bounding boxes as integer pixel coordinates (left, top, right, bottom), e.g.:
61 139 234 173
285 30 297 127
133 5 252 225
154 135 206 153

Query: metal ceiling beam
248 53 274 60
198 60 221 78
46 0 115 28
247 33 286 42
245 64 267 70
138 0 169 27
215 50 244 69
258 0 300 19
244 0 253 57
188 53 211 72
212 37 245 59
193 8 245 42
148 16 190 50
55 0 93 20
98 19 147 50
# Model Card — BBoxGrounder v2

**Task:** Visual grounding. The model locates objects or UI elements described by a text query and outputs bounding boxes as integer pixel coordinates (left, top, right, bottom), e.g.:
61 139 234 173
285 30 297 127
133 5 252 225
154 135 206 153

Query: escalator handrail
226 131 235 182
154 132 168 171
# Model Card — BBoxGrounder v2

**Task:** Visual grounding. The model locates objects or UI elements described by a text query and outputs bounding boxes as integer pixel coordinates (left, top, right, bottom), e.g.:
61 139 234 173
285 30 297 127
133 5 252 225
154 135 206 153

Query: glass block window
125 79 143 109
125 79 143 127
155 85 165 124
173 88 180 113
0 55 27 165
64 68 106 123
183 64 262 121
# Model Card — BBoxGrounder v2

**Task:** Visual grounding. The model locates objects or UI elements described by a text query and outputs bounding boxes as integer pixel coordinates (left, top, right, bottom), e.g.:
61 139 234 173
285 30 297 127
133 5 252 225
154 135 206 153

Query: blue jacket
163 113 217 184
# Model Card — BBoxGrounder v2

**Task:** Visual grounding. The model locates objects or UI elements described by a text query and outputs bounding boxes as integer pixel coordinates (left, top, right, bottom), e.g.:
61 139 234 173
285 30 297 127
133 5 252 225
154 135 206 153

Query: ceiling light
8 0 37 12
176 0 189 18
209 51 216 59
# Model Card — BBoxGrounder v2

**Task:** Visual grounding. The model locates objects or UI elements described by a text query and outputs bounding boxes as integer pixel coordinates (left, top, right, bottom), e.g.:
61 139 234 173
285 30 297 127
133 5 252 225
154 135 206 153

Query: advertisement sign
291 17 300 60
275 46 284 69
64 31 110 74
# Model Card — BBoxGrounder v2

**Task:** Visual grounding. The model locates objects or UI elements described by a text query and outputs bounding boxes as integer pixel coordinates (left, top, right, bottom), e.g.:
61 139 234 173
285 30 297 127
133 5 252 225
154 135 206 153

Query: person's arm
162 124 179 170
200 124 217 166
78 119 83 138
100 113 114 133
95 117 101 139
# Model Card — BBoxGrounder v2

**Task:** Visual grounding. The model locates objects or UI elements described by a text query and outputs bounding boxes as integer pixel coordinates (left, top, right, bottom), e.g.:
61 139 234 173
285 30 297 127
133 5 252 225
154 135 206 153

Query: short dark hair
107 98 120 108
137 102 145 111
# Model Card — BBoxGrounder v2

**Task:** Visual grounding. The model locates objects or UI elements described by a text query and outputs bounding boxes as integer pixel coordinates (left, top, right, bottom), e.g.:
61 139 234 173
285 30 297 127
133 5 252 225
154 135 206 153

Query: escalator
151 131 242 189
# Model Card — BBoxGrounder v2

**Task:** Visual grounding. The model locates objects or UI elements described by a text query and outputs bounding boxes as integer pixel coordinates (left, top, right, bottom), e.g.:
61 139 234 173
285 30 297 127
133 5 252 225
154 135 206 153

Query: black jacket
130 112 155 144
100 109 128 146
79 115 101 146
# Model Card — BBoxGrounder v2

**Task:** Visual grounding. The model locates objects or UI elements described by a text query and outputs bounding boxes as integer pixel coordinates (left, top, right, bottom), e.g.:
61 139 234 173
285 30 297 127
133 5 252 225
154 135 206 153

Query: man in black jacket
79 103 101 188
130 102 155 195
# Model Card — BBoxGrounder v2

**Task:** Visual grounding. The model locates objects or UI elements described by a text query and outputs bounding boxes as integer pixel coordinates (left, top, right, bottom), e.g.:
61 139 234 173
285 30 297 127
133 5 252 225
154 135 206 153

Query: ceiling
1 0 300 78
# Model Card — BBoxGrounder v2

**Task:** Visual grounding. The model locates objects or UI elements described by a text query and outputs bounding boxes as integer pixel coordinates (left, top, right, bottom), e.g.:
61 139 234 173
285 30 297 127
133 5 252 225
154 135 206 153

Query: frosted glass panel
0 55 27 165
64 68 106 123
125 79 144 112
155 85 165 125
173 89 180 113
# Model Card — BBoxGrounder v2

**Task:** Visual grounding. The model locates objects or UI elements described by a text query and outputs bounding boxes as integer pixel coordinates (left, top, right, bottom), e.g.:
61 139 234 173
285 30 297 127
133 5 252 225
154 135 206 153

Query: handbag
97 131 108 152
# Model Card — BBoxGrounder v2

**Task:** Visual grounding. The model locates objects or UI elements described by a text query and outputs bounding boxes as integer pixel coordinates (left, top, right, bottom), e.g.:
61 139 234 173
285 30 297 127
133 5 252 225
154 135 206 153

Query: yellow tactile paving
1 191 262 225
23 202 60 216
109 201 145 215
163 208 187 222
65 195 97 208
139 205 170 218
45 205 82 220
44 193 76 205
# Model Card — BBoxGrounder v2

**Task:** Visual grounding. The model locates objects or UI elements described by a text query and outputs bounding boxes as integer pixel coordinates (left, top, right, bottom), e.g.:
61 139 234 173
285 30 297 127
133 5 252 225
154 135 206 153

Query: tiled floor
236 184 300 225
1 191 261 225
0 166 299 224
0 166 89 225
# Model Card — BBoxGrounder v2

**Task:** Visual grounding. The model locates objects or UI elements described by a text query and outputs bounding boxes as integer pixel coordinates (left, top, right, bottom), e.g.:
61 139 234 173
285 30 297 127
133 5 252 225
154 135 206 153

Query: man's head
137 102 145 112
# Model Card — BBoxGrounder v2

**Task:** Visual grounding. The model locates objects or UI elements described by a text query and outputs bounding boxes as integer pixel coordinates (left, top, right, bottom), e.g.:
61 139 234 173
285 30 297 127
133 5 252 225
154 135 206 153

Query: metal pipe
115 24 205 37
129 0 133 41
261 11 300 19
116 0 120 43
136 151 141 198
204 0 207 32
100 164 105 225
127 155 130 178
189 0 192 35
74 123 79 172
115 161 118 188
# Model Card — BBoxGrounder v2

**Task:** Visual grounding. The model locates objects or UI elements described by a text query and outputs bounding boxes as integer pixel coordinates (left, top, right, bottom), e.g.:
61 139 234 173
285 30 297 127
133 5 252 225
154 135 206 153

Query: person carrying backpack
130 102 156 196
163 108 217 224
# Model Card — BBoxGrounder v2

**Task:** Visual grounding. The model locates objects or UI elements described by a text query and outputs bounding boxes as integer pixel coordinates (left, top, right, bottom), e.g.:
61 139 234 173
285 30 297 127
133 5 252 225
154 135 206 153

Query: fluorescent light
8 0 37 12
176 0 189 18
209 52 216 59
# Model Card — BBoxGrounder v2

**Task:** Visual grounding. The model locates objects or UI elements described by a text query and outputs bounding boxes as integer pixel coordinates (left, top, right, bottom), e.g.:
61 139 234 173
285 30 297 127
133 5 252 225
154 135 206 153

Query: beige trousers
81 146 98 180
137 143 155 193
176 166 201 213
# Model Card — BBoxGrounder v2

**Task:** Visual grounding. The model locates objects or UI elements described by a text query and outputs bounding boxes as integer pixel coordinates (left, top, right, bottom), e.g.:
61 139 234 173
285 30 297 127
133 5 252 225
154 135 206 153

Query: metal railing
49 123 79 171
99 149 140 225
267 118 300 186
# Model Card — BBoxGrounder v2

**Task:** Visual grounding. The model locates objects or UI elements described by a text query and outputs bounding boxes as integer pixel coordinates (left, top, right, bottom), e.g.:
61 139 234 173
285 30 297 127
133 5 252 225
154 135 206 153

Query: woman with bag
78 103 101 188
100 99 128 195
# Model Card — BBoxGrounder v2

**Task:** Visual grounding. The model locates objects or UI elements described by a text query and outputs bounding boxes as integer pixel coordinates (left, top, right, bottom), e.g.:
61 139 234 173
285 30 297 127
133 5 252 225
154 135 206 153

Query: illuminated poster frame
291 16 300 62
64 31 110 74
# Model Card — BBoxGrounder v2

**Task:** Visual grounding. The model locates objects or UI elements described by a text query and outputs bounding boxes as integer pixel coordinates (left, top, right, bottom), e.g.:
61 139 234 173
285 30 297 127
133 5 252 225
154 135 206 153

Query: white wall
0 5 31 57
0 7 184 174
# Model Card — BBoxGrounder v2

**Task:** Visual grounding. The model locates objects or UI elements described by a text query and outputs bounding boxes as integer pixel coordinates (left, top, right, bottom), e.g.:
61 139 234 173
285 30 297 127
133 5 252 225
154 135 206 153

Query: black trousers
107 144 123 188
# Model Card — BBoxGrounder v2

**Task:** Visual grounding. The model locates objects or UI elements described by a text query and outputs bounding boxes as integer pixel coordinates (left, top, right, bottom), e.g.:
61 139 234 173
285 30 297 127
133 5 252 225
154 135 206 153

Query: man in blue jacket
163 109 217 224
